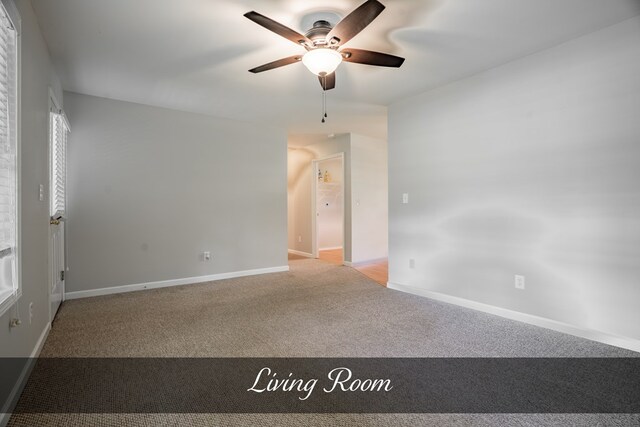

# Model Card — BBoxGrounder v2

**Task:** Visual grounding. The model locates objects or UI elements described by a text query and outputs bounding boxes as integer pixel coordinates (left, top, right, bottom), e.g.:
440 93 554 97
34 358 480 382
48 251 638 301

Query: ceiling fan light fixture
302 48 343 76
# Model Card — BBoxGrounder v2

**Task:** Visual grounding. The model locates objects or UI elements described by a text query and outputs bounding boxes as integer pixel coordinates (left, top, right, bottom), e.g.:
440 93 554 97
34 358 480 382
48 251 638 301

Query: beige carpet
9 258 639 426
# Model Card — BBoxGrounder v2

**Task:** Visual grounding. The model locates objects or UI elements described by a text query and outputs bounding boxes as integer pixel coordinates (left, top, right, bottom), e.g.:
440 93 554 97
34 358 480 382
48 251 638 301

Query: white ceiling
31 0 640 140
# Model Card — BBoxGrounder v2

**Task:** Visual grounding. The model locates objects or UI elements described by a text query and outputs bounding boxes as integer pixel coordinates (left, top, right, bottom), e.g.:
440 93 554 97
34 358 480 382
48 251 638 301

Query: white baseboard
319 246 342 251
388 282 640 354
287 249 314 258
0 322 51 427
345 257 387 268
30 322 51 358
65 266 290 300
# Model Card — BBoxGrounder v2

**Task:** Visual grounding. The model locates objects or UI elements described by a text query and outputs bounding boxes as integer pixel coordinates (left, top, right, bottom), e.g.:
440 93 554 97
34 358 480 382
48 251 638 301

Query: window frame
48 91 69 220
0 0 21 317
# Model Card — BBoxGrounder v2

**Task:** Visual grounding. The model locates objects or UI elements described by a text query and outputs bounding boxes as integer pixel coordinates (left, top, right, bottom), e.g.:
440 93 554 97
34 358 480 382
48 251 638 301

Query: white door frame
47 88 66 322
311 152 345 263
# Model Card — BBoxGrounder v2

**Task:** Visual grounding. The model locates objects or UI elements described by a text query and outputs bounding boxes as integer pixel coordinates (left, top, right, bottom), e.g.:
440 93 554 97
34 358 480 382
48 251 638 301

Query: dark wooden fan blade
244 11 311 47
342 48 405 67
249 55 302 73
318 72 336 90
326 0 385 46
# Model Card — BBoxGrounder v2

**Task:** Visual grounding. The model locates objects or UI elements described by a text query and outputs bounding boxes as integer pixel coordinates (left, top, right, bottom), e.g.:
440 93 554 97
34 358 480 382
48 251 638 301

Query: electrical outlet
29 302 33 324
38 184 44 201
409 259 415 269
298 236 302 243
402 193 409 204
515 275 525 290
203 251 211 261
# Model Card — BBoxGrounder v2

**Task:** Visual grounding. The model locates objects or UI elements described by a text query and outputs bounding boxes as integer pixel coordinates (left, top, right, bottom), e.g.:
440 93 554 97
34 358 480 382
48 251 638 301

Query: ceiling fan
244 0 405 92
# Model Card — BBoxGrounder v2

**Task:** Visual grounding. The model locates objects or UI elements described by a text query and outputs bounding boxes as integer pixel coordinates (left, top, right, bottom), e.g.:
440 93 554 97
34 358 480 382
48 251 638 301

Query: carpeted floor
9 258 639 426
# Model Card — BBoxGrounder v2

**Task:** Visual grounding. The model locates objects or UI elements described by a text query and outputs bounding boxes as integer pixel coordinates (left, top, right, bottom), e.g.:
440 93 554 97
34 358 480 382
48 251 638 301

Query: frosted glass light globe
302 48 343 76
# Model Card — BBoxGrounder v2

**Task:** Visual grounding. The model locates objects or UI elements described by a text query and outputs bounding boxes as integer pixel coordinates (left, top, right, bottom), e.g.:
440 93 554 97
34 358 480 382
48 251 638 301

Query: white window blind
49 110 68 218
0 1 18 309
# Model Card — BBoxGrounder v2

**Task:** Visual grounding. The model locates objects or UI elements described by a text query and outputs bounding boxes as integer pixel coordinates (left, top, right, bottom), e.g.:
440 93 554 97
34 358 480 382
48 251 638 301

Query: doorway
312 153 345 265
48 91 69 322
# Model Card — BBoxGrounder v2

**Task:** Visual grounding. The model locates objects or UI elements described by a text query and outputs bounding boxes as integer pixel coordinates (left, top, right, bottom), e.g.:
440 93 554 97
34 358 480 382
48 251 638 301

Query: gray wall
0 0 63 357
388 16 640 341
351 134 388 263
65 92 287 292
287 146 314 255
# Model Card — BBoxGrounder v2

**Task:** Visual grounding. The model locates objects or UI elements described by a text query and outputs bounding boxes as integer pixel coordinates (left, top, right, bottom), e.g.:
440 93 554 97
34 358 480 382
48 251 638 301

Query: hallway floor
318 248 343 265
318 249 388 286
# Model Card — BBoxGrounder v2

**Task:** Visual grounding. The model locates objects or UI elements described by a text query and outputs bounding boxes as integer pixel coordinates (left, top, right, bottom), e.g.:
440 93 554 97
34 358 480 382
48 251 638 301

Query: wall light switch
402 193 409 204
515 275 525 290
203 251 211 261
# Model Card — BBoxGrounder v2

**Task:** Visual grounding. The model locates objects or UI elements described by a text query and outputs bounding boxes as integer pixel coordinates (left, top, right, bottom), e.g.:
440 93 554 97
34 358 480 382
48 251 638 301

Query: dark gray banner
2 358 639 413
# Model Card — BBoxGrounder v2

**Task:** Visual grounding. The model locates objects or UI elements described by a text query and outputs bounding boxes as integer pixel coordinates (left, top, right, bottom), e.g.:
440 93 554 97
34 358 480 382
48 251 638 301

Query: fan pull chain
321 75 328 123
324 88 328 119
322 90 326 123
321 76 326 123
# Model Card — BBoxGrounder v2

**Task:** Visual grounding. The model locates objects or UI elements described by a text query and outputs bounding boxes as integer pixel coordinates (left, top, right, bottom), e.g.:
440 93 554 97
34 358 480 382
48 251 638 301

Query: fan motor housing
305 20 333 45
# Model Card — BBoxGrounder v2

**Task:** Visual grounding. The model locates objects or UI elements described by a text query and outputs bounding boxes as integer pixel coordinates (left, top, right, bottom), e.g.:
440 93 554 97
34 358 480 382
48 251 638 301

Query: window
49 108 68 218
0 0 18 315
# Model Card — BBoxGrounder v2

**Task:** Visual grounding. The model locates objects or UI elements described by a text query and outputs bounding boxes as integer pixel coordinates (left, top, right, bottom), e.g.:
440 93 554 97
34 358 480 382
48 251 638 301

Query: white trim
1 0 20 34
47 89 66 323
65 266 290 300
48 87 61 111
0 322 50 427
312 153 346 263
318 246 342 251
31 321 51 358
345 257 387 268
287 249 314 258
0 288 20 318
387 282 640 354
0 0 21 320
